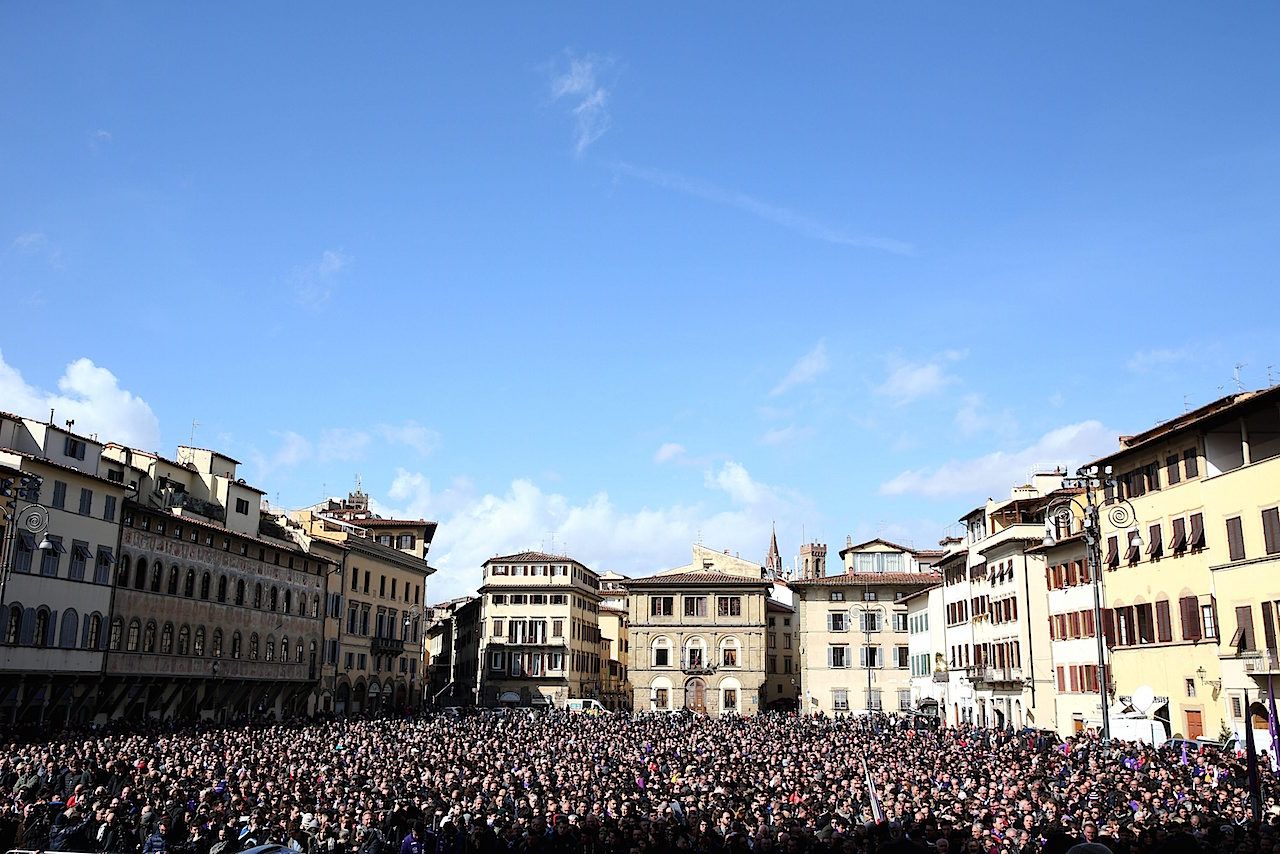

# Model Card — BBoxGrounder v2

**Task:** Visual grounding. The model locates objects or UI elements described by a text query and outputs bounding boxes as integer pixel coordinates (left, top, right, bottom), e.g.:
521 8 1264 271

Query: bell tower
799 541 827 580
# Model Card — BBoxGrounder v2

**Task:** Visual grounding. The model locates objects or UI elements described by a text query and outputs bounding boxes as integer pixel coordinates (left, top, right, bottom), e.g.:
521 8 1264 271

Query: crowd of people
0 710 1276 854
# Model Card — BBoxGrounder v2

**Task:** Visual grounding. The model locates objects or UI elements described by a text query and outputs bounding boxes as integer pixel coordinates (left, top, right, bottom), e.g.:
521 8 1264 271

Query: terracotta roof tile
489 550 581 564
790 571 942 587
624 570 769 587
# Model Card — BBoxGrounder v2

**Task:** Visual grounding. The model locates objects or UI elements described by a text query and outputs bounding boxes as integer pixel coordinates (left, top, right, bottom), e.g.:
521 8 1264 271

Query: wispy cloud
549 51 614 156
759 424 813 446
770 340 830 397
954 393 1018 438
613 162 914 255
89 129 112 152
879 420 1115 498
874 350 967 406
291 249 349 309
248 419 439 480
11 232 47 252
653 442 686 464
1127 348 1191 373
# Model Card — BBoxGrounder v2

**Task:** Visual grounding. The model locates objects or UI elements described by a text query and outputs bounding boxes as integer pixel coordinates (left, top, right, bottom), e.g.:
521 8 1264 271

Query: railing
370 636 406 656
158 489 226 523
967 665 1024 685
1241 648 1280 673
932 670 949 682
681 662 716 676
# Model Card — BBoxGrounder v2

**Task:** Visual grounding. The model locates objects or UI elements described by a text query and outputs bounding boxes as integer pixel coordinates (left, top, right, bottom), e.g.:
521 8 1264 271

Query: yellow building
764 598 800 710
1091 387 1280 742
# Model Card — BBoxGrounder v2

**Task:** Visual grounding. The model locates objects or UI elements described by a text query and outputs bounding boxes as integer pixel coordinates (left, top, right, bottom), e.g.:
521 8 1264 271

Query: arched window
117 555 131 587
149 563 162 592
167 565 179 595
284 589 292 614
230 631 241 659
200 572 211 600
269 587 279 612
683 636 707 669
265 636 276 661
306 640 313 664
253 583 263 609
235 578 246 605
249 633 259 660
143 620 157 653
59 609 79 649
719 636 741 668
211 628 223 658
651 636 673 668
33 609 50 648
194 626 206 657
217 574 228 603
134 558 147 590
126 619 141 651
280 635 289 662
312 595 320 618
160 622 174 654
177 625 190 655
4 605 21 645
109 617 123 651
85 613 103 649
184 569 196 597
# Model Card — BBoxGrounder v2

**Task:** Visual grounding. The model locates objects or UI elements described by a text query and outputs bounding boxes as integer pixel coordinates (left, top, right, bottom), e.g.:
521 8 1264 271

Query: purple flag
1268 676 1279 757
1180 742 1189 765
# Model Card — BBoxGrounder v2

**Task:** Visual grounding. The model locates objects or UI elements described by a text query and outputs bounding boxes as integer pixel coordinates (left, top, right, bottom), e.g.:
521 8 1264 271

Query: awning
499 691 521 703
531 695 552 705
18 531 35 549
73 543 93 560
49 538 66 554
97 548 115 565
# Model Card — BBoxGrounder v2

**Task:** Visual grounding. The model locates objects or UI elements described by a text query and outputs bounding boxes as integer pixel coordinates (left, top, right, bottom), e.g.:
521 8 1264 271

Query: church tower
799 541 827 580
766 524 783 578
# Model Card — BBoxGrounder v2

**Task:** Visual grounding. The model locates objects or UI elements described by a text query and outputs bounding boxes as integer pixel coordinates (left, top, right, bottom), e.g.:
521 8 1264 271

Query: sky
2 4 1278 600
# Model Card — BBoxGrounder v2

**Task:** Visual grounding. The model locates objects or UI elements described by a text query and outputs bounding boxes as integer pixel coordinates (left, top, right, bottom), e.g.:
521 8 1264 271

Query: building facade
475 551 605 708
904 583 946 719
627 545 771 716
764 598 800 710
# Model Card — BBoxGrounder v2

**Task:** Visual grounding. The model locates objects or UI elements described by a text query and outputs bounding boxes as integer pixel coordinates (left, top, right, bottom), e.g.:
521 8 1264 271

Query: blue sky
2 4 1278 598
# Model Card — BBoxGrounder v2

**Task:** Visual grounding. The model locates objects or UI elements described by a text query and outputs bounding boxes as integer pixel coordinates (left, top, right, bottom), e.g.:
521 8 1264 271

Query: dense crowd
1 711 1276 854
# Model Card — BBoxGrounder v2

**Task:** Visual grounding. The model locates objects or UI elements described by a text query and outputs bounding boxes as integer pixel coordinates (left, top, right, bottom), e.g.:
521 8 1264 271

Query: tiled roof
790 571 942 587
915 549 945 558
349 517 438 530
838 537 933 557
623 570 769 587
176 446 244 465
897 583 942 604
488 550 581 564
1092 386 1280 463
766 597 795 613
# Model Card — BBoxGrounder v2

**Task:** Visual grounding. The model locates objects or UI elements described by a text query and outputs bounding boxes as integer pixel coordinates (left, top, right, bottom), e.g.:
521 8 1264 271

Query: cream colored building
475 551 605 707
793 539 939 716
904 583 946 719
1 414 127 725
764 598 800 710
626 545 770 716
597 570 632 710
1089 386 1280 742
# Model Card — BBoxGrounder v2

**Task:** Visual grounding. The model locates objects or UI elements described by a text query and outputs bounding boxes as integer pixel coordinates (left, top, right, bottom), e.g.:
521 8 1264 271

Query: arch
651 635 673 668
284 589 292 614
34 608 52 648
229 631 241 659
194 626 206 657
184 568 196 598
683 635 708 669
212 628 224 658
83 612 103 650
126 618 141 652
143 620 157 653
249 632 259 660
281 635 289 663
649 675 673 711
59 608 79 649
235 578 246 605
177 625 191 655
718 676 743 715
269 587 279 612
216 574 227 602
109 617 124 651
160 622 174 654
684 677 707 713
336 682 351 703
199 571 211 600
117 554 131 587
167 565 180 595
311 594 320 618
4 603 22 645
265 635 276 662
718 635 742 669
149 563 162 592
253 583 263 609
134 558 147 590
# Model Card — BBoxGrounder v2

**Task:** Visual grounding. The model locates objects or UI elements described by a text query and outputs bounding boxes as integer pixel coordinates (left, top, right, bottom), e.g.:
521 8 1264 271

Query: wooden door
1185 709 1203 740
685 678 706 713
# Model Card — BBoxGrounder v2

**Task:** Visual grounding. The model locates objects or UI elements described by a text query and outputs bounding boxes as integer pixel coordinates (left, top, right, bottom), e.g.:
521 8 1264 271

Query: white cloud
954 393 1017 438
376 421 440 457
247 420 438 480
1127 348 1190 373
377 461 810 600
653 442 686 464
614 162 914 254
10 232 47 252
770 340 829 397
874 351 966 406
291 249 350 308
879 420 1117 498
0 350 161 449
759 425 812 446
549 52 614 156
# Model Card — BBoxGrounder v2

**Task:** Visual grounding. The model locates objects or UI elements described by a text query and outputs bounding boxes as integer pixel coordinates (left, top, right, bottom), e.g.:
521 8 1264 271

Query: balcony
681 662 717 676
370 636 406 657
156 489 226 523
932 670 949 683
967 665 1024 686
1241 649 1280 675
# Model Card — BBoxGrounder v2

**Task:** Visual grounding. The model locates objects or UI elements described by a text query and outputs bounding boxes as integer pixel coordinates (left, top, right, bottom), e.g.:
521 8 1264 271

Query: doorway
684 677 706 713
1185 709 1203 740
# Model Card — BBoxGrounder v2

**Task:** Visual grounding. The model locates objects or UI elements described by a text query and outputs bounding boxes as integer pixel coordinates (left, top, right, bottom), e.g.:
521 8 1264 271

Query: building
792 539 940 716
474 551 605 708
764 598 799 710
291 496 437 713
423 595 478 705
935 474 1064 730
1089 387 1280 742
904 582 946 720
100 443 330 721
626 544 771 716
0 413 127 725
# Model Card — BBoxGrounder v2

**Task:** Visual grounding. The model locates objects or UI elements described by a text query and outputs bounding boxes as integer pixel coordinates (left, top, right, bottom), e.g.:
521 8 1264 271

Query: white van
1086 714 1167 747
566 698 606 714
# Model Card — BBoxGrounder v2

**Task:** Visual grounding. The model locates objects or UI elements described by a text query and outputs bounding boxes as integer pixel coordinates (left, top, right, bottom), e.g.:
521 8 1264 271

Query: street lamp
851 601 886 714
1 472 53 607
1043 464 1141 742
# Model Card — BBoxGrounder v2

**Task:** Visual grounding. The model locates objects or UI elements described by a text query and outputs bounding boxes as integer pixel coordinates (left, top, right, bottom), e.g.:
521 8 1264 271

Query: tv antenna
1234 363 1246 391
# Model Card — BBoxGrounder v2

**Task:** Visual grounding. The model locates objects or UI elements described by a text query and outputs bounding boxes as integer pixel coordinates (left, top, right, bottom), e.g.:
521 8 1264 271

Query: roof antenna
1234 363 1246 392
189 419 199 445
1183 394 1191 414
1268 365 1275 387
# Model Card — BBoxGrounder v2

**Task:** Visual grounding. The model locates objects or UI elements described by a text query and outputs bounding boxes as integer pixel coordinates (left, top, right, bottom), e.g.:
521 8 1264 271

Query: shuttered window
1156 599 1172 642
1170 518 1188 553
1262 601 1277 653
1101 608 1116 648
1166 454 1181 485
1233 606 1256 651
1262 508 1280 556
1105 536 1119 568
1183 448 1199 478
1147 524 1163 559
1180 596 1202 641
1189 513 1205 549
1226 517 1246 562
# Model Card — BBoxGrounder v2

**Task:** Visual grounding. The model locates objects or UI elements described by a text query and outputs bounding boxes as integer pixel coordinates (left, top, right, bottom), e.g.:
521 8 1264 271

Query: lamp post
1043 464 1142 742
851 602 886 714
1 472 54 608
403 604 423 710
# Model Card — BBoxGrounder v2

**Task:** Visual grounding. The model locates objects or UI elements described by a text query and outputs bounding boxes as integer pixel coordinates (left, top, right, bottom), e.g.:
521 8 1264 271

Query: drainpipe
1022 550 1037 715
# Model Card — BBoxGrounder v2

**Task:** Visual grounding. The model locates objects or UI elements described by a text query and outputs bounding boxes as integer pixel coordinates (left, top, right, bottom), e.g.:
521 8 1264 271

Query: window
14 534 33 574
861 612 881 633
78 488 93 516
40 536 63 576
1183 448 1199 478
1166 454 1182 485
892 613 908 633
552 619 563 637
832 689 849 712
895 646 909 668
142 620 156 653
1186 677 1196 697
103 495 117 522
1262 508 1280 556
1201 603 1218 639
828 612 849 632
650 596 674 617
64 436 87 460
397 534 415 549
860 645 882 668
716 596 742 617
194 627 205 656
722 688 738 712
828 645 849 668
863 590 878 601
654 688 669 709
94 547 113 585
898 689 912 712
829 591 845 602
492 619 505 637
865 688 883 710
168 566 179 595
50 480 67 509
652 638 671 667
683 596 707 617
160 623 174 655
69 541 90 581
235 498 250 515
1226 517 1246 562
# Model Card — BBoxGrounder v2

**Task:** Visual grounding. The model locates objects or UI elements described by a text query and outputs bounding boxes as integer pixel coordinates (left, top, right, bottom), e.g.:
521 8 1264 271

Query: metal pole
1087 501 1111 742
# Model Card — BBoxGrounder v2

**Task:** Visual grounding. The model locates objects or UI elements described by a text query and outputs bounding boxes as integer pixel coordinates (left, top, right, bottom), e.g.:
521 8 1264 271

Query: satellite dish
1132 685 1155 714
